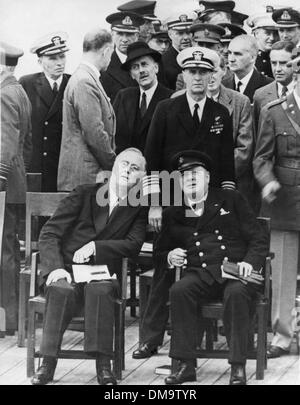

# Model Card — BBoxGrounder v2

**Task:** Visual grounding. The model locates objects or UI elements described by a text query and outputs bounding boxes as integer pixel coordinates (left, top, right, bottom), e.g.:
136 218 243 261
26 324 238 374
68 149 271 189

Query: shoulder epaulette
266 97 286 109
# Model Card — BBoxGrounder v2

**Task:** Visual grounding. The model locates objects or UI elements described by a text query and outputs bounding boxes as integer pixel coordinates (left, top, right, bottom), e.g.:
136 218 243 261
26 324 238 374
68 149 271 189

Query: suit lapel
34 73 54 108
91 187 110 235
244 69 259 100
194 98 216 145
218 85 233 115
139 84 164 134
196 189 225 230
107 51 136 88
177 95 197 136
128 88 140 136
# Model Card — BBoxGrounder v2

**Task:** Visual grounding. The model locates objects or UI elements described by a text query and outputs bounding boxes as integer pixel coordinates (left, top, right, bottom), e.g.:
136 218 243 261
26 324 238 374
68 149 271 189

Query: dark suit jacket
101 51 138 103
222 68 273 103
0 76 32 203
154 187 268 285
161 46 181 90
144 94 235 188
19 72 70 191
113 83 173 154
38 183 148 286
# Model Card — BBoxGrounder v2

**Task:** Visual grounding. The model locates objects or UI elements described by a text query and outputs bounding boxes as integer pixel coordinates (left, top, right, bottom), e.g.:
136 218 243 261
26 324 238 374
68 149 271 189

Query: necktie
281 86 288 98
52 81 58 97
193 103 200 128
236 81 242 92
140 92 147 118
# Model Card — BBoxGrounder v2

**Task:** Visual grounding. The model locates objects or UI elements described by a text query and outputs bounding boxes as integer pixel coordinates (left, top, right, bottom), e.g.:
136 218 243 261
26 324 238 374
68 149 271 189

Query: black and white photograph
0 0 299 388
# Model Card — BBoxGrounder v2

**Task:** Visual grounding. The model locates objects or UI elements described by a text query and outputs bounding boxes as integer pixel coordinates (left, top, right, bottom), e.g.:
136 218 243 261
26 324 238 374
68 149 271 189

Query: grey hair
115 147 147 171
231 34 259 58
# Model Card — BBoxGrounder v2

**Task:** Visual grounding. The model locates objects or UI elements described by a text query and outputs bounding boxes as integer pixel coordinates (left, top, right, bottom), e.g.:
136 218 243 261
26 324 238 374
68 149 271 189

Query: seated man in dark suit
31 148 148 386
154 150 268 385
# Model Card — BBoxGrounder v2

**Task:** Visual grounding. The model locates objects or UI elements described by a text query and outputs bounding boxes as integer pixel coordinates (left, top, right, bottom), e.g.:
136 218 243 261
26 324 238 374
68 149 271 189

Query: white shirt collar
108 180 128 215
186 92 207 121
234 68 254 93
115 48 127 64
187 192 208 216
293 89 300 111
277 81 294 97
81 61 100 79
139 81 158 108
44 73 63 90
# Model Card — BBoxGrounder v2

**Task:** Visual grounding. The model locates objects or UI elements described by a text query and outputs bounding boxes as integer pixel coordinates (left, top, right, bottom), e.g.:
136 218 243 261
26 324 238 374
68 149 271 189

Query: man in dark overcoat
157 150 268 385
253 48 300 358
113 41 172 154
31 148 148 385
0 42 32 333
19 31 70 192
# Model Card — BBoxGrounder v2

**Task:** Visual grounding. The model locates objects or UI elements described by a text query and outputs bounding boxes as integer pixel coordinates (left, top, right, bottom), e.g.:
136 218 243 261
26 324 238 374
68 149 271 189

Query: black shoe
267 345 289 359
31 357 57 385
229 364 246 385
96 357 117 385
165 360 196 385
132 343 158 359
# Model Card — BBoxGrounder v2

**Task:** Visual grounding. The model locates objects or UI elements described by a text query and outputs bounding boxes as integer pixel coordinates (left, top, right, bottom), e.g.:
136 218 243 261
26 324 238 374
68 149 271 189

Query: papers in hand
141 242 153 253
72 264 116 283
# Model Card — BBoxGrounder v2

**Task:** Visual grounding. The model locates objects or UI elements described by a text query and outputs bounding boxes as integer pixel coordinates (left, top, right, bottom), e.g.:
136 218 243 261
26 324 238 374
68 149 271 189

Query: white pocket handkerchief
220 208 230 216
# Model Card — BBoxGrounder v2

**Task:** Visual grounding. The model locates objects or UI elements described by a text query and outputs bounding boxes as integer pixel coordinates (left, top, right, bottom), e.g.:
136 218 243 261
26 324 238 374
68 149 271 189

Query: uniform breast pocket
275 128 296 153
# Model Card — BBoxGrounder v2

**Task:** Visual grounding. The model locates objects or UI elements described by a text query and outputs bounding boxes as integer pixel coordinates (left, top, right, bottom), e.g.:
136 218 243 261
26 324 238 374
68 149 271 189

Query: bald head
82 28 113 72
228 34 259 78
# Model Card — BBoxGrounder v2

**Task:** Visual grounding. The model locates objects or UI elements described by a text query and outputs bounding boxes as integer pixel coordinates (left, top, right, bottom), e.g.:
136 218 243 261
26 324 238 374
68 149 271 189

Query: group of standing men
1 0 300 385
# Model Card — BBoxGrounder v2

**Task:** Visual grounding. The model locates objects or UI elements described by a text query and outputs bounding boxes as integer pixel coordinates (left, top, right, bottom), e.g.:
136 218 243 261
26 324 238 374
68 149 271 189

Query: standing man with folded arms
58 29 116 191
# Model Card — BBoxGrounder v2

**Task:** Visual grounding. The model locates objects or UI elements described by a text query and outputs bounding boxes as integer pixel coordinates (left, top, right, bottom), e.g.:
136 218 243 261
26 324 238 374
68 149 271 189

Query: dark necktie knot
193 103 200 128
236 81 242 92
281 86 288 98
140 92 147 117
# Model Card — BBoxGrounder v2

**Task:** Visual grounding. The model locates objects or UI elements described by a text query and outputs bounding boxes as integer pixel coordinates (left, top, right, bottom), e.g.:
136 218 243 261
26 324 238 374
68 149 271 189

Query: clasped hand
168 248 187 268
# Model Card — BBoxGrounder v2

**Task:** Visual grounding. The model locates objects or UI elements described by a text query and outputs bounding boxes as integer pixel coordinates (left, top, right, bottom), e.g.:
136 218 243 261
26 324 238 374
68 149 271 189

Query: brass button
43 152 47 156
221 245 226 250
193 232 198 236
218 235 223 240
45 121 48 126
202 263 207 268
199 252 204 257
196 241 200 246
215 230 219 234
44 137 47 140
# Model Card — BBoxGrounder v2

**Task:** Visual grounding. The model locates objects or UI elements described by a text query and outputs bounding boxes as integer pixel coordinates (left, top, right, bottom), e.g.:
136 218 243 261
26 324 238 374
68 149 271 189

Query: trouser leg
40 280 78 357
223 280 255 365
169 272 218 359
84 280 119 358
140 268 175 346
271 230 298 350
1 204 20 330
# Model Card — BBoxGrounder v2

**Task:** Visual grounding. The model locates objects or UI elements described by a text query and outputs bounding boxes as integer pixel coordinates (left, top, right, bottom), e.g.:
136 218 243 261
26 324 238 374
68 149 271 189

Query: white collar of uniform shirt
186 192 208 216
234 68 254 94
139 81 158 109
208 91 220 102
277 81 295 97
293 88 300 111
81 60 100 79
108 181 128 215
186 92 207 122
44 73 63 90
115 48 127 64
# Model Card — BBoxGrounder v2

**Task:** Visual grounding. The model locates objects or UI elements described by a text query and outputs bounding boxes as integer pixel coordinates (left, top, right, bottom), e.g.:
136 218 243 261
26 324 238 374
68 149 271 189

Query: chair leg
256 306 266 380
113 302 123 381
27 301 36 378
129 265 137 318
205 320 214 351
18 272 30 347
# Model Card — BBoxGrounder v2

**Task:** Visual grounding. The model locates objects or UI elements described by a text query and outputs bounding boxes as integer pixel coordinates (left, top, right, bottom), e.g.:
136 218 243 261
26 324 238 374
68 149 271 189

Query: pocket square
220 208 230 216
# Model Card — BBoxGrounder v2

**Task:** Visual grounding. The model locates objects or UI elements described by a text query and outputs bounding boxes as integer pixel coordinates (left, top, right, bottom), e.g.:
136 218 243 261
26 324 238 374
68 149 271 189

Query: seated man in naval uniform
31 148 148 385
154 150 268 385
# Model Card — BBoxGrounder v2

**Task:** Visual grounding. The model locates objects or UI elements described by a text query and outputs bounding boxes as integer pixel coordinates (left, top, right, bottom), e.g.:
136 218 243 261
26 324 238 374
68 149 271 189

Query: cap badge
204 28 210 37
224 26 231 36
179 157 184 164
51 36 62 46
198 4 205 12
281 10 291 21
193 50 203 61
179 14 188 22
122 16 133 25
266 5 274 13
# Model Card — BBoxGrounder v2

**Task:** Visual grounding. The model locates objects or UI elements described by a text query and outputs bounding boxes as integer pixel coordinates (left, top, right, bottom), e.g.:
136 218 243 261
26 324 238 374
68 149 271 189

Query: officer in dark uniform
100 11 144 102
247 13 278 78
161 12 194 89
157 150 268 385
19 31 70 192
272 7 300 47
254 48 300 358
